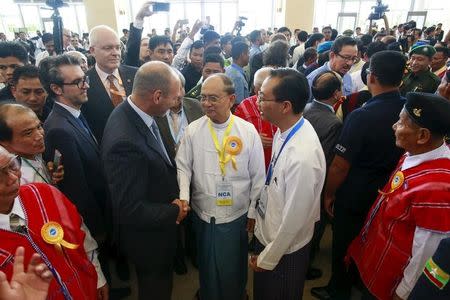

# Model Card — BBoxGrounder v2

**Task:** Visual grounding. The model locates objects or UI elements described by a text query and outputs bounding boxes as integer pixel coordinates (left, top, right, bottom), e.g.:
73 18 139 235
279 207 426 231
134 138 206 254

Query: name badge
216 179 233 206
257 185 268 218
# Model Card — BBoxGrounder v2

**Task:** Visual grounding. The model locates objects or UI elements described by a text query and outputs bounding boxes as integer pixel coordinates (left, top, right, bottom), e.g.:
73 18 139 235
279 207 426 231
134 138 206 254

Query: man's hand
188 20 204 40
136 1 154 21
324 194 335 218
172 199 189 224
47 162 64 185
249 255 267 272
246 218 255 233
97 283 109 300
0 247 52 300
259 133 273 149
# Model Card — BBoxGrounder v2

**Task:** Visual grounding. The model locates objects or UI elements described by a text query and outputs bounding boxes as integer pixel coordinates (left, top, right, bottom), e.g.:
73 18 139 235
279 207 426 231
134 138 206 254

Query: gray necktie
151 121 172 165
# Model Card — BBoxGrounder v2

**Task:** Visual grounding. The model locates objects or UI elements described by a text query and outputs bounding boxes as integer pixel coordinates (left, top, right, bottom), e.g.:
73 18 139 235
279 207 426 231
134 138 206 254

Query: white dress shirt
0 197 106 288
95 64 125 98
395 143 450 299
254 117 326 270
20 155 51 184
176 115 265 224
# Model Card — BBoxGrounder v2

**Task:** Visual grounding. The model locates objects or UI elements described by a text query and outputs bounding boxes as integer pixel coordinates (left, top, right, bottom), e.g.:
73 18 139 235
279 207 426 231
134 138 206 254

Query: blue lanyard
265 118 305 185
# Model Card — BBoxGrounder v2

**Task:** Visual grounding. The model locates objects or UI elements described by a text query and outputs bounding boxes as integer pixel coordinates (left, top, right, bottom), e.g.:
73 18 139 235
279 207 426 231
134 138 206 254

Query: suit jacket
101 100 179 270
43 103 107 240
123 23 143 68
155 97 203 160
304 101 343 167
82 65 137 143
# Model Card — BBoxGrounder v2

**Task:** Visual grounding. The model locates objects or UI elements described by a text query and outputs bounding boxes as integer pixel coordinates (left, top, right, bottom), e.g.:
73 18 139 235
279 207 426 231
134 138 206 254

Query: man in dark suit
81 25 137 143
304 70 343 281
42 54 107 243
102 61 189 300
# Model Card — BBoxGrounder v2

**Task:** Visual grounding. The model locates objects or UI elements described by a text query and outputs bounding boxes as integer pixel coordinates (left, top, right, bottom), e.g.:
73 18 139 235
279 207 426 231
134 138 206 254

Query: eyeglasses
0 155 21 177
336 53 359 63
200 94 228 103
257 92 277 103
61 76 90 89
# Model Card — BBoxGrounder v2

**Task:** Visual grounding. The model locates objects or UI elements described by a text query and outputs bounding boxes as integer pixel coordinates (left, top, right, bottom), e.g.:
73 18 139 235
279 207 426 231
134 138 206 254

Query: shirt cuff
247 206 256 219
133 19 144 30
395 280 411 300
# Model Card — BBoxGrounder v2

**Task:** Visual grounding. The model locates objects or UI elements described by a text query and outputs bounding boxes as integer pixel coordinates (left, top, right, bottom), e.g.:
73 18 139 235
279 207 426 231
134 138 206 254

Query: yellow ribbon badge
224 136 242 170
379 171 404 195
41 222 79 252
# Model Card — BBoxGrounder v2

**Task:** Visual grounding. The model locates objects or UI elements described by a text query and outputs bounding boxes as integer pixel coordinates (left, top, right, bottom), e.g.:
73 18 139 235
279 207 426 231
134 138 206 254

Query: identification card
257 185 268 218
216 180 233 206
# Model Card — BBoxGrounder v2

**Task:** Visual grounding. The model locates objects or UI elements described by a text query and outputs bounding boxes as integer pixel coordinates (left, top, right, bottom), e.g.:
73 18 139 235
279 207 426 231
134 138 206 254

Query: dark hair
331 36 357 54
366 41 387 58
435 46 449 58
41 33 53 44
318 50 330 66
203 30 220 46
305 33 324 48
357 40 367 56
322 26 332 32
303 47 318 62
277 27 291 36
297 31 308 42
231 36 247 45
249 30 262 43
361 61 370 85
11 65 39 86
331 29 338 41
42 54 80 97
231 42 248 60
204 46 222 57
0 41 28 64
263 40 289 67
387 42 403 52
269 68 309 113
204 54 224 68
311 71 342 101
0 103 33 142
369 50 407 87
220 34 233 47
190 40 204 53
149 35 173 51
360 34 373 46
122 29 129 34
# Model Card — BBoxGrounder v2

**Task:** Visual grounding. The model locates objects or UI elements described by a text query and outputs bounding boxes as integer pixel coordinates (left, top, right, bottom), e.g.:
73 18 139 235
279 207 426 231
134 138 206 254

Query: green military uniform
186 83 202 100
400 45 441 96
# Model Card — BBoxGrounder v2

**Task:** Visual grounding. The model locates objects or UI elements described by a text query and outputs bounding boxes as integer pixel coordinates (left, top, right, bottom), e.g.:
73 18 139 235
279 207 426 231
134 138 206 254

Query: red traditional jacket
347 155 450 300
0 183 97 300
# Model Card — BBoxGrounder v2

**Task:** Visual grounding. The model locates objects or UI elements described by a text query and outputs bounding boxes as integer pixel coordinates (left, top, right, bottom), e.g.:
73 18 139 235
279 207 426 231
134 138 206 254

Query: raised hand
136 1 154 21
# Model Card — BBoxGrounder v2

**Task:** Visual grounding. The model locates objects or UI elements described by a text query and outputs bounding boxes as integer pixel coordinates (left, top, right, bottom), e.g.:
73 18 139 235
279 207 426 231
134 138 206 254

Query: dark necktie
151 121 172 165
76 113 98 144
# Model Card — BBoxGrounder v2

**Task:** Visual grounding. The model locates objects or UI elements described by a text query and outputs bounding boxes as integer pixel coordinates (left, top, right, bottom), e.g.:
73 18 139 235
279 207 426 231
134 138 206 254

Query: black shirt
0 85 13 102
181 64 202 93
334 91 406 216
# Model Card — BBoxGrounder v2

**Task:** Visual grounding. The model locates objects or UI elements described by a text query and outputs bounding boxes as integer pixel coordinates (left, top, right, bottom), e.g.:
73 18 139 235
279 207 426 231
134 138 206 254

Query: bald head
254 67 273 92
311 71 342 101
203 73 235 95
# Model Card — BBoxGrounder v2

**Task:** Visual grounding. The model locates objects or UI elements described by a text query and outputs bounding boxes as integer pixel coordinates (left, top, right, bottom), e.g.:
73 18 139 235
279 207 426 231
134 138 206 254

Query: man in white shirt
250 68 326 299
176 73 265 300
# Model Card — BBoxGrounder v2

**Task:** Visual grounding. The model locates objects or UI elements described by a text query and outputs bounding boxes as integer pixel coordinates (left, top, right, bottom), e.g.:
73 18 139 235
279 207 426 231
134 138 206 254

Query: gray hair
89 25 118 47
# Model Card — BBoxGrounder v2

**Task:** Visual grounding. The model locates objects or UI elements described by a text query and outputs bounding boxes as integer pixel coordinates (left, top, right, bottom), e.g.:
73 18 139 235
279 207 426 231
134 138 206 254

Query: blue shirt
225 63 249 104
306 62 353 101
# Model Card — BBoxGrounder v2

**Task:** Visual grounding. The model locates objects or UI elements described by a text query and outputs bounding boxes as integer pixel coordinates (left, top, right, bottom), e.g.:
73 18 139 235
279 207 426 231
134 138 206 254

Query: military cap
409 44 436 59
405 92 450 136
317 41 332 54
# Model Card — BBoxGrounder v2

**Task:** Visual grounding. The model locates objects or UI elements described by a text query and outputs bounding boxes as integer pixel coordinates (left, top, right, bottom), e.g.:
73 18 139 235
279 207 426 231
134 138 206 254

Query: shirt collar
280 116 303 140
210 113 232 129
127 96 155 129
402 143 450 171
95 64 120 83
0 197 25 231
313 99 334 112
55 102 81 118
231 63 244 74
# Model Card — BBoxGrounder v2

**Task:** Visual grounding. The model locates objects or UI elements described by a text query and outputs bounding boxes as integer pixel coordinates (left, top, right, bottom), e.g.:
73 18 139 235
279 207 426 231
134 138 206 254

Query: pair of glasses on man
61 76 90 89
0 155 21 177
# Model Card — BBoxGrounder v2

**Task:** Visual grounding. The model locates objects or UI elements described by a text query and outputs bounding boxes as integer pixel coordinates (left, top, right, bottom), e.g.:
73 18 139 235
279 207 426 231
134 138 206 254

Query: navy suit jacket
43 103 108 240
82 65 137 143
101 100 179 270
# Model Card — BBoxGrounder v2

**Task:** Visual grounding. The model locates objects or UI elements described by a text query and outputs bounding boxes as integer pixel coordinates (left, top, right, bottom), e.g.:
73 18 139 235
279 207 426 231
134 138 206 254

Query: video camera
368 0 389 21
403 20 417 31
235 16 247 36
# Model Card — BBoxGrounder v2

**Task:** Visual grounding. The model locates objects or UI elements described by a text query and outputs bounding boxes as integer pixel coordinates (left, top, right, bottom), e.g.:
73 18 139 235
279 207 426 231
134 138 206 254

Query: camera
368 0 389 21
45 0 67 10
403 20 417 31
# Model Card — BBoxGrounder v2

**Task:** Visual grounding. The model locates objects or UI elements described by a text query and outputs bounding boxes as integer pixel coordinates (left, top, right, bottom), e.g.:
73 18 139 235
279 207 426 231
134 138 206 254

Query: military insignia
424 258 449 289
41 222 79 252
413 108 422 117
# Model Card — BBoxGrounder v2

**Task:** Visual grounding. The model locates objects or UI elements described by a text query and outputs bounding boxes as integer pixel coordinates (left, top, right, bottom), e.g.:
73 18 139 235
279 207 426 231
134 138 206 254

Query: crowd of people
0 1 449 300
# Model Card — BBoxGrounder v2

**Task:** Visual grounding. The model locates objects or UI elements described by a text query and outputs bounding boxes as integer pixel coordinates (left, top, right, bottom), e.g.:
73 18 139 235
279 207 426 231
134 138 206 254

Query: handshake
172 199 190 224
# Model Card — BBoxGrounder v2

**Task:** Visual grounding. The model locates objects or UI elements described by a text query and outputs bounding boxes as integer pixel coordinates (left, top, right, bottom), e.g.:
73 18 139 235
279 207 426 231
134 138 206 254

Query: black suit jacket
155 97 203 160
82 65 137 142
43 103 107 239
124 23 143 68
101 100 179 270
304 101 343 167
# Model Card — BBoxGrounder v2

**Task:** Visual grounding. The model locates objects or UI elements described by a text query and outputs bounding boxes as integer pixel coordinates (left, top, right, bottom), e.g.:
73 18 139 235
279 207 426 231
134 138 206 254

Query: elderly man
251 68 326 299
307 36 358 99
102 61 188 300
234 67 277 169
347 92 450 300
0 145 107 299
176 73 265 300
400 45 441 95
82 25 137 142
